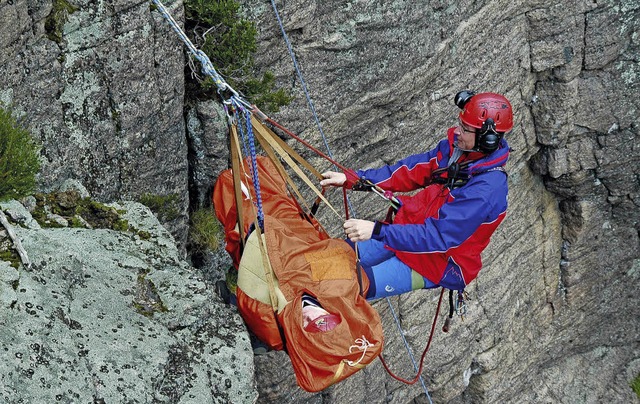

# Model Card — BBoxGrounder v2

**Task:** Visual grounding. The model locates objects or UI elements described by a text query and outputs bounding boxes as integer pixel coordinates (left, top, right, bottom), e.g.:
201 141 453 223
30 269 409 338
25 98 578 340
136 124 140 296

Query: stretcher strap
229 125 246 250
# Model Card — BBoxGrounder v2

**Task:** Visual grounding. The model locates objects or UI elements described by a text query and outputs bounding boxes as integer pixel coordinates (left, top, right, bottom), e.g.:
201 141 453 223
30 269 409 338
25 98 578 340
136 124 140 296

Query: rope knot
347 336 374 366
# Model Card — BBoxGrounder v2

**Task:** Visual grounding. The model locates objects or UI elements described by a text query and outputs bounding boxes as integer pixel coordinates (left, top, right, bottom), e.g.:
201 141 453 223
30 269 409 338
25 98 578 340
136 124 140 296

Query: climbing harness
431 161 473 189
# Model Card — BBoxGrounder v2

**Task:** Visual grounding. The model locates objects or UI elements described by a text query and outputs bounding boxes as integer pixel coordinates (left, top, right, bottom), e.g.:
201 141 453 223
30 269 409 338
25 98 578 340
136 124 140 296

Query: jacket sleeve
356 139 450 192
372 173 508 253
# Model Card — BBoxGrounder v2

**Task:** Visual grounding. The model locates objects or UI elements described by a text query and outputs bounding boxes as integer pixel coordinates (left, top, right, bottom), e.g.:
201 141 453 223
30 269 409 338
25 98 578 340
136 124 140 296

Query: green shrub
632 373 640 398
138 193 181 222
189 207 223 253
184 0 293 112
0 107 40 201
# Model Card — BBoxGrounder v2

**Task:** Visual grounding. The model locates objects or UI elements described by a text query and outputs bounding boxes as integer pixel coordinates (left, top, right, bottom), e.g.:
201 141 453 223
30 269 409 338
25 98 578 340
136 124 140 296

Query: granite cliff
0 0 638 402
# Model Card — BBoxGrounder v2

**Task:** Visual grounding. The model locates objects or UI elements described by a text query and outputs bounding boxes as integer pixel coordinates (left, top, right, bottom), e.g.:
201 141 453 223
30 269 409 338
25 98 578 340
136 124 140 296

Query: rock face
234 0 639 402
0 198 257 403
1 0 639 403
0 0 189 248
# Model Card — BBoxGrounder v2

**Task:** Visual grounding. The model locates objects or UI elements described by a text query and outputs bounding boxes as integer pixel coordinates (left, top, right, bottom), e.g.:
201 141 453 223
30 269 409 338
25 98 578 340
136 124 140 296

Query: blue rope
385 297 433 402
233 100 265 230
244 109 265 230
235 104 250 159
268 1 431 401
268 0 359 220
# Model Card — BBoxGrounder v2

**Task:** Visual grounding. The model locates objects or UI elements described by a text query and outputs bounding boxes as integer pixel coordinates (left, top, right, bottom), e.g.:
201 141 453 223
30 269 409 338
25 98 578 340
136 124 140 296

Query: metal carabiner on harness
455 291 468 319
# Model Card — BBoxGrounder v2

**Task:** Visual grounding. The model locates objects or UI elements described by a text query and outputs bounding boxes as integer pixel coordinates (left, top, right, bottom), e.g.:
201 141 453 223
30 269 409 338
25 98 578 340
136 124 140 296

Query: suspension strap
251 113 323 179
253 109 354 177
250 116 342 219
254 220 280 312
252 125 330 237
255 109 402 209
229 124 246 250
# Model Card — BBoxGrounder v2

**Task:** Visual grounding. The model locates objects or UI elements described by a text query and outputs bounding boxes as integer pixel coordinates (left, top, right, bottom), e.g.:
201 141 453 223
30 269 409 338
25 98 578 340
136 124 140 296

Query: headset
454 90 502 153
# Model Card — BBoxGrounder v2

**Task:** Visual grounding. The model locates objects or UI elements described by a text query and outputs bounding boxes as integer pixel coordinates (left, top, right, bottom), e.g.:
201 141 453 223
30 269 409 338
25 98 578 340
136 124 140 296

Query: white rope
346 336 374 367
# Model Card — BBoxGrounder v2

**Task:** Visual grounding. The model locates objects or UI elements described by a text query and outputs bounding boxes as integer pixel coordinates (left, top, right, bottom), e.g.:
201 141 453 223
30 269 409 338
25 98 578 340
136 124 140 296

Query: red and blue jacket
357 127 510 291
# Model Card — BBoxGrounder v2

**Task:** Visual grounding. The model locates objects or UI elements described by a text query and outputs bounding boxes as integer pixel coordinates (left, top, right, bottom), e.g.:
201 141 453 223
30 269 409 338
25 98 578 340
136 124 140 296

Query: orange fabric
236 287 284 351
212 157 304 268
265 214 383 392
213 155 384 392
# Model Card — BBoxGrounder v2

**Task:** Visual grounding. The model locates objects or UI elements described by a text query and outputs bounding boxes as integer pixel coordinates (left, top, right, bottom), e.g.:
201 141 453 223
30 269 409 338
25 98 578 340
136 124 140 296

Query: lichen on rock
0 199 257 403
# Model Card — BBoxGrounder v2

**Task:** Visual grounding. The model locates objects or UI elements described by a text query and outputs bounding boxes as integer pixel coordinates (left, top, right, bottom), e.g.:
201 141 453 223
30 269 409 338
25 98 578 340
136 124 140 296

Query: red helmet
458 92 513 133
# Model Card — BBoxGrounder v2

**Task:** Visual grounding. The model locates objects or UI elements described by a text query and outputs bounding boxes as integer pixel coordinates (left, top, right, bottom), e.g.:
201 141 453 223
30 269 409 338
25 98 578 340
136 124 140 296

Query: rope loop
347 336 374 367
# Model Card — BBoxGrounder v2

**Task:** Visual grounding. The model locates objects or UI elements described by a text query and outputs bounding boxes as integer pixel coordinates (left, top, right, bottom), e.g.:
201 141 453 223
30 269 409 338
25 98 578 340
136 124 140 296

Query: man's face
455 119 476 150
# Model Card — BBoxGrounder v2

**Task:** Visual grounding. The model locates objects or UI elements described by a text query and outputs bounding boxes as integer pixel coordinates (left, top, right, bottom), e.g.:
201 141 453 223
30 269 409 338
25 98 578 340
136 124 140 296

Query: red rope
379 288 445 385
262 116 354 174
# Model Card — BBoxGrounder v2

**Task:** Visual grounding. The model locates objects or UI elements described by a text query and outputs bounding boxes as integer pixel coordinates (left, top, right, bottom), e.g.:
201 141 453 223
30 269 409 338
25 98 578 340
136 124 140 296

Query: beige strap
253 132 317 218
251 115 323 179
250 117 341 219
252 217 280 312
229 125 246 248
230 122 279 312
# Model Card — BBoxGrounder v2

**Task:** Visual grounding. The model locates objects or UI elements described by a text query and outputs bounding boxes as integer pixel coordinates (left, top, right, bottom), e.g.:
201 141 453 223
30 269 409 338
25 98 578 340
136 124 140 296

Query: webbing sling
229 125 246 250
253 129 329 236
229 124 280 312
250 116 341 219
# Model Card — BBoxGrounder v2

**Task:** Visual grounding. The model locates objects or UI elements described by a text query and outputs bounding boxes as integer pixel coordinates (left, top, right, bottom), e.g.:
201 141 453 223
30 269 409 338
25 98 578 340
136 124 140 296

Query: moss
45 0 78 43
184 0 292 113
137 230 152 240
0 107 40 202
133 273 168 317
243 71 294 114
0 227 19 268
0 249 20 269
189 207 223 254
32 191 129 231
225 265 237 294
69 216 85 228
138 193 181 222
632 373 640 398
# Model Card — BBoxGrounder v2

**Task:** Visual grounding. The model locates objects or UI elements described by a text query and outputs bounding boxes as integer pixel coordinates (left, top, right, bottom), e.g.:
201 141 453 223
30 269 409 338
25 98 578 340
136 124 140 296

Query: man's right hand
320 171 347 187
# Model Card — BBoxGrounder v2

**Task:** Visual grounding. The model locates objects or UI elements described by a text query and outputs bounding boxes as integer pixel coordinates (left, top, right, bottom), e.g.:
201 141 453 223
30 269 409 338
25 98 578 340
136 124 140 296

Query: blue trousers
352 239 437 300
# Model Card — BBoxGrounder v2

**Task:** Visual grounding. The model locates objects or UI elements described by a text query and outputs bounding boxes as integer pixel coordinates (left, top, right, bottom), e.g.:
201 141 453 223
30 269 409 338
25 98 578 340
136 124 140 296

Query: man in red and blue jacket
321 91 513 298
